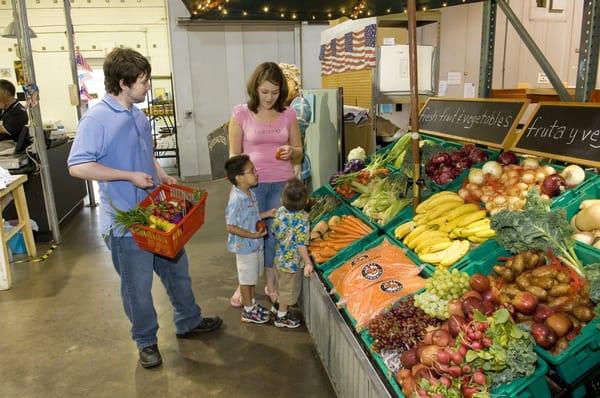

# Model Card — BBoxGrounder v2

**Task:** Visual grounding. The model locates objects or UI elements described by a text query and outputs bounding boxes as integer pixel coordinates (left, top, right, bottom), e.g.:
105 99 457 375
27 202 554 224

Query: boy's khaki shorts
277 269 303 306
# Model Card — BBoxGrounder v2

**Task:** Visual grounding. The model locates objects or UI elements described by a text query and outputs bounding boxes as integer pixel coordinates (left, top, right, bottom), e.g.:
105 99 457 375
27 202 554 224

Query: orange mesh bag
343 276 426 329
328 238 422 297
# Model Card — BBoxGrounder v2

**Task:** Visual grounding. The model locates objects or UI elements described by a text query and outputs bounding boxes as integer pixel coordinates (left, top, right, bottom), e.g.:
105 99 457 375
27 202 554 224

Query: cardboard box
376 27 407 46
343 119 373 160
375 116 399 137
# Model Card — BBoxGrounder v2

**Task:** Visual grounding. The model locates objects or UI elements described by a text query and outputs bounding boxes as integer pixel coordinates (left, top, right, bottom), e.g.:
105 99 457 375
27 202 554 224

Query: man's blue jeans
107 235 202 349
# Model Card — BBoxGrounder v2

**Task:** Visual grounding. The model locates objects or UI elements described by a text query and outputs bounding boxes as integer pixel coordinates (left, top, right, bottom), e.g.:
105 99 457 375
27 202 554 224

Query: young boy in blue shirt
225 155 276 323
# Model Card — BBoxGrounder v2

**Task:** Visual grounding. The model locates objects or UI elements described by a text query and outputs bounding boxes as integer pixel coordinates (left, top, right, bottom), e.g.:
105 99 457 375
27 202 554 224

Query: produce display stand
302 123 599 397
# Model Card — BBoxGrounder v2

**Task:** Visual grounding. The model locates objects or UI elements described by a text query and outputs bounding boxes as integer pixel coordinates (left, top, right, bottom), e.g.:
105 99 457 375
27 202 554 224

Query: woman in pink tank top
228 62 302 307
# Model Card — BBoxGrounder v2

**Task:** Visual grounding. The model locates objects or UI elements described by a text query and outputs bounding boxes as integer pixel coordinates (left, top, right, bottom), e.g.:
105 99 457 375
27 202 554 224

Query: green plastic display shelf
460 241 600 393
359 330 551 398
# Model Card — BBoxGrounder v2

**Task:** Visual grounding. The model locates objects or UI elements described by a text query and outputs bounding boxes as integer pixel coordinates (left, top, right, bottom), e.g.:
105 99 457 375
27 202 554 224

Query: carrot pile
309 214 372 264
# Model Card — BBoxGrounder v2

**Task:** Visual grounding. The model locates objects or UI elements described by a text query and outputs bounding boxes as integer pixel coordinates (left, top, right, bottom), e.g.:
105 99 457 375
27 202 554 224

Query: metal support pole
63 0 97 207
12 0 61 243
497 0 572 101
479 0 497 98
408 0 421 208
576 0 600 102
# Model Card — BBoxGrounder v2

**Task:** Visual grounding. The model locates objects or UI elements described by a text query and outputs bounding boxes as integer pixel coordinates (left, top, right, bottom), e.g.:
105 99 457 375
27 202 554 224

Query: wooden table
0 174 37 290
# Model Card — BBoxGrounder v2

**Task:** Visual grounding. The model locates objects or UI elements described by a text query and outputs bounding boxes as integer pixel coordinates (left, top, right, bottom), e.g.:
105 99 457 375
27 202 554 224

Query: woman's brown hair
246 62 288 113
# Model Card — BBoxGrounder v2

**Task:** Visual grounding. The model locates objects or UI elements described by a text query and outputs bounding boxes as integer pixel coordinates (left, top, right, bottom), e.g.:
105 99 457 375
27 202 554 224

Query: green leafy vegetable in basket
491 188 584 276
351 173 411 225
584 263 600 304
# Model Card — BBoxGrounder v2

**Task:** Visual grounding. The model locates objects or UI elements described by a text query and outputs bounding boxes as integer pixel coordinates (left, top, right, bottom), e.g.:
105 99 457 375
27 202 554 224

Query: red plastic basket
130 184 208 258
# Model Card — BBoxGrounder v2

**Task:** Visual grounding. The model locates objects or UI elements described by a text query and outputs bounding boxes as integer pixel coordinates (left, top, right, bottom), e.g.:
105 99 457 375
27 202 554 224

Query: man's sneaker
274 312 301 328
139 344 162 368
176 316 223 338
241 306 270 324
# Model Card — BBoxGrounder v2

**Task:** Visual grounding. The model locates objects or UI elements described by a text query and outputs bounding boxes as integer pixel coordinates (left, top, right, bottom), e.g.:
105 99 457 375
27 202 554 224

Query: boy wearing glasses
224 155 276 323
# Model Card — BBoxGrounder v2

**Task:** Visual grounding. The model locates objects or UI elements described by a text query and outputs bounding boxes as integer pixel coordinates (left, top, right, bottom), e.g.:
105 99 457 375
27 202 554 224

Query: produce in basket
328 238 423 293
343 277 426 330
414 268 471 320
394 191 494 267
351 173 411 225
480 250 597 354
112 187 206 233
395 307 538 398
308 214 372 264
425 144 489 186
570 200 600 249
307 194 341 223
331 133 412 197
461 157 587 215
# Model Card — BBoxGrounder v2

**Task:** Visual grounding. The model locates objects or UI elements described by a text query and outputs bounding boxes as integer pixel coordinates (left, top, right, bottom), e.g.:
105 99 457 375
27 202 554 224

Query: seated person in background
0 79 28 142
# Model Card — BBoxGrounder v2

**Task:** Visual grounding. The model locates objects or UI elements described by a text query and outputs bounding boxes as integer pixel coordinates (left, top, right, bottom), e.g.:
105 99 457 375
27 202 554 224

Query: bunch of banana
393 191 495 267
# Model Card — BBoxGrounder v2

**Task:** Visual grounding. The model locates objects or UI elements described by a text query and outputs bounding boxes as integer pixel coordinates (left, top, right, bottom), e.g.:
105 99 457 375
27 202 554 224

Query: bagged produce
343 277 426 329
328 238 421 296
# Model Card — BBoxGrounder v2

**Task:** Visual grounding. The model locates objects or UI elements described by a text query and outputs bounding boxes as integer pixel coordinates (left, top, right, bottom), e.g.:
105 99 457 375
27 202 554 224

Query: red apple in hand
256 220 267 232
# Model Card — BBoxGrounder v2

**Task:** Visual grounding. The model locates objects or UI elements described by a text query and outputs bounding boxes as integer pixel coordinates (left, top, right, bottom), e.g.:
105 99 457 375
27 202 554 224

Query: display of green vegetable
584 263 600 304
491 188 584 276
465 309 537 388
308 194 341 222
350 173 410 225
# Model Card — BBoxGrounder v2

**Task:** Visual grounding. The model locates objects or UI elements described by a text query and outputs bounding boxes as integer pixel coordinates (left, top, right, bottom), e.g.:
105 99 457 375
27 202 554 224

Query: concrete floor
0 179 336 398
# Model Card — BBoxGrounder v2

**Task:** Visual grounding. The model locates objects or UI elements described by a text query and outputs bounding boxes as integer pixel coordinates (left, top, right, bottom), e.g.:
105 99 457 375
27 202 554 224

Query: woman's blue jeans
107 235 202 349
251 181 285 268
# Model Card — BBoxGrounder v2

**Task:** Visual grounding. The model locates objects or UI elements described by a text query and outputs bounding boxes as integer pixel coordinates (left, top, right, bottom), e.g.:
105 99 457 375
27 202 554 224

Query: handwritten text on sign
515 103 600 167
419 107 514 130
525 116 600 149
417 98 526 148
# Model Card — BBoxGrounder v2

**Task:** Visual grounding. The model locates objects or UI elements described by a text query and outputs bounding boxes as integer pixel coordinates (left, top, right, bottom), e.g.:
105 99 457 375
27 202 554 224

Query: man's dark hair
0 79 16 97
224 154 250 185
246 62 288 113
282 178 308 212
103 48 151 95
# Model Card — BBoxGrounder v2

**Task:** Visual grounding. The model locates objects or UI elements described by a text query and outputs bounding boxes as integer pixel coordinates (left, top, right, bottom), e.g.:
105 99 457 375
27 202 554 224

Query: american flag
320 24 376 76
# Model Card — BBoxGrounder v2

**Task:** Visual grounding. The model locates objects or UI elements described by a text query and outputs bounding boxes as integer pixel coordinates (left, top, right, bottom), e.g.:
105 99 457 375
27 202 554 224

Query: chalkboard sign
514 102 600 168
207 124 229 180
418 97 528 148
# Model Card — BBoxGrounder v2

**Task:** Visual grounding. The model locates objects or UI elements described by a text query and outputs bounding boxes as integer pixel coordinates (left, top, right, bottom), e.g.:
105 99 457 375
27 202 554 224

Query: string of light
189 1 456 19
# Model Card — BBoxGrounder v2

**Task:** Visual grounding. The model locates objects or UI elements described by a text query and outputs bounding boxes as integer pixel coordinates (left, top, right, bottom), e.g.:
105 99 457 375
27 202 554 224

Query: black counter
4 140 87 242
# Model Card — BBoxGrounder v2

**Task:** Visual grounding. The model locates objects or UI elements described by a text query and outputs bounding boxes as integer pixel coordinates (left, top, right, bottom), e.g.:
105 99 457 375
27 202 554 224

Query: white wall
0 0 171 131
166 4 326 179
437 0 600 95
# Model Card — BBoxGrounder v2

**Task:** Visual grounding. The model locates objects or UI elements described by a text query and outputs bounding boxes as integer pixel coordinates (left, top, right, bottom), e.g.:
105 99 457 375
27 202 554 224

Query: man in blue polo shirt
68 48 222 369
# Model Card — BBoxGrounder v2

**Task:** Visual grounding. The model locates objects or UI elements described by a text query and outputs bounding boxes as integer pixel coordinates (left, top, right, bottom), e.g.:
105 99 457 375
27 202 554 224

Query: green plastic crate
461 241 600 388
310 204 379 273
360 323 551 398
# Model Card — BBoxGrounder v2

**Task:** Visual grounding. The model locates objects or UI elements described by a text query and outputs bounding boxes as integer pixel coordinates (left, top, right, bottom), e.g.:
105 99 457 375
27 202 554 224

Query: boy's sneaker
255 304 270 317
269 302 279 318
274 312 301 329
241 306 270 324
